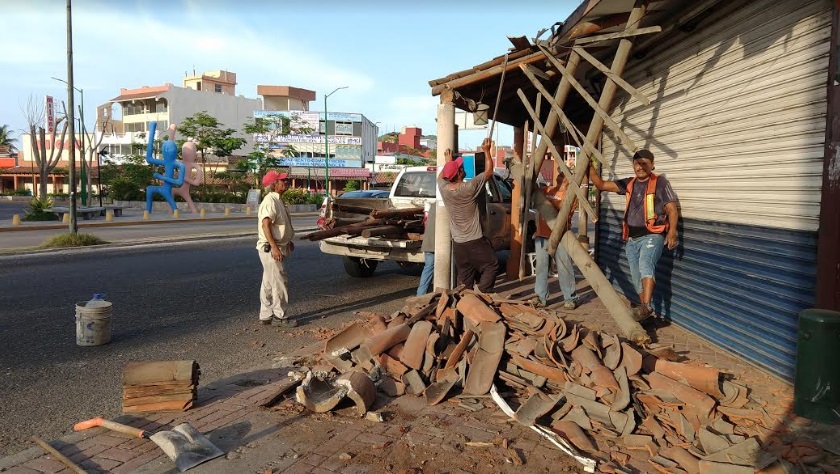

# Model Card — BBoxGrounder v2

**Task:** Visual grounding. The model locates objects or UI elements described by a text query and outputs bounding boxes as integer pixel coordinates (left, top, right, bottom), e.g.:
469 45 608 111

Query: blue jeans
534 237 577 305
625 233 665 298
417 252 435 296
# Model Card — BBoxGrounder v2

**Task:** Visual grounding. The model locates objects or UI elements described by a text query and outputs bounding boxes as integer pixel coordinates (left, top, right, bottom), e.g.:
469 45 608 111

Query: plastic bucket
75 301 112 346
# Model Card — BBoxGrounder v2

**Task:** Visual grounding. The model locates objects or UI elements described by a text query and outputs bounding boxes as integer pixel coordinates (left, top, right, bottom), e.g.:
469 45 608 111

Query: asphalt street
0 237 422 455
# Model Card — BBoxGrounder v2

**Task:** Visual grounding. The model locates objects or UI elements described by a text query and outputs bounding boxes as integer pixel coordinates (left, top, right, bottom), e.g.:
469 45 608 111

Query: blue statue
145 122 185 214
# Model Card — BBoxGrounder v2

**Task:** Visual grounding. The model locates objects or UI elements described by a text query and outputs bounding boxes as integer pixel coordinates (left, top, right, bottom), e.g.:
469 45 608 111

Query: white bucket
75 300 112 346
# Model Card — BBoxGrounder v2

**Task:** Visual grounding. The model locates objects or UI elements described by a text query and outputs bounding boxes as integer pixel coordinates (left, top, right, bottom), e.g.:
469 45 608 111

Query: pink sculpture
171 140 204 214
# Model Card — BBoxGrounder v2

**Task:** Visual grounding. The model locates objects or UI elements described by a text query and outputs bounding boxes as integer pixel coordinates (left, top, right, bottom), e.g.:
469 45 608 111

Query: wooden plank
516 85 597 222
371 207 423 219
123 385 195 398
123 400 193 413
123 360 198 386
431 51 548 96
361 226 405 238
573 26 662 45
573 46 650 106
536 45 637 149
122 392 195 406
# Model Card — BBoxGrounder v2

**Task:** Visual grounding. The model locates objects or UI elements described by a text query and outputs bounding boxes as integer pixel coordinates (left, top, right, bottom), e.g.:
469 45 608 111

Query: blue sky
1 0 579 151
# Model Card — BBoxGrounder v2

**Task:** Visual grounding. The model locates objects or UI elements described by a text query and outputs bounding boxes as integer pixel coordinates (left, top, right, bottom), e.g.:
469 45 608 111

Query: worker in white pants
257 169 297 327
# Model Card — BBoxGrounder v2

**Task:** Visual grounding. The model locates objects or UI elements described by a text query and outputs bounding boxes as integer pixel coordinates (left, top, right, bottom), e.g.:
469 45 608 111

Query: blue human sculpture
145 122 185 213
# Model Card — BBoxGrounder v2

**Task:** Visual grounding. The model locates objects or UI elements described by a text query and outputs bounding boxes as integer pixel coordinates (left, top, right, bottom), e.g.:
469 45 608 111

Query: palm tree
0 124 18 154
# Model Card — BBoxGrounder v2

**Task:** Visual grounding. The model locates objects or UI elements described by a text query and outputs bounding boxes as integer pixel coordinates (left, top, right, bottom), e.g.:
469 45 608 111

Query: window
125 122 145 133
214 84 222 93
394 171 436 198
196 82 201 91
335 122 353 135
124 103 144 116
154 99 167 113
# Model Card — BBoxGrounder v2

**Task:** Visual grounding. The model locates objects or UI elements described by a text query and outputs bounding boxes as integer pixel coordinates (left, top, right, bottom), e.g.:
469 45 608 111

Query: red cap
440 156 464 181
262 169 289 188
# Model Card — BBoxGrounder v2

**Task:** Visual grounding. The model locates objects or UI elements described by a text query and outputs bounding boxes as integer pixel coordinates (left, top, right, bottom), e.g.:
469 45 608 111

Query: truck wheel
343 257 378 277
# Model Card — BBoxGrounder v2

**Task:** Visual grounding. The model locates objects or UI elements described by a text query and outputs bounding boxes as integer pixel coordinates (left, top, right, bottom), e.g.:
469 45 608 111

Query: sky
0 0 580 152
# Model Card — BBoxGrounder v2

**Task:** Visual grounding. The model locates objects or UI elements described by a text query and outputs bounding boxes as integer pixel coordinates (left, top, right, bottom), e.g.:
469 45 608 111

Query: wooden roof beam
573 26 662 46
573 46 650 106
431 51 549 96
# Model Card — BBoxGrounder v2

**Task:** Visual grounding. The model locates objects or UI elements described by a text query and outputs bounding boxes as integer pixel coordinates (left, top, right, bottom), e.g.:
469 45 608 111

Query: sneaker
271 316 298 328
259 318 272 325
527 296 546 308
631 305 653 322
563 300 577 310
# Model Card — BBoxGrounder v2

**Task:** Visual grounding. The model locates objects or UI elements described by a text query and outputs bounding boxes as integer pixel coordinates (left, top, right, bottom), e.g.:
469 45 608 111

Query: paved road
0 215 319 250
0 237 422 455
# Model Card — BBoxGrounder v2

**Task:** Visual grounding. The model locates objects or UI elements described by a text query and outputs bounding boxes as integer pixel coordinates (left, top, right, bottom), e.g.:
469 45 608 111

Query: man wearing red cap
257 169 297 327
437 138 498 293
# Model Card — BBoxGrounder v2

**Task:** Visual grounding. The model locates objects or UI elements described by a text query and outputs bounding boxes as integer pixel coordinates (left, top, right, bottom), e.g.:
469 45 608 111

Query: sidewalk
2 276 836 473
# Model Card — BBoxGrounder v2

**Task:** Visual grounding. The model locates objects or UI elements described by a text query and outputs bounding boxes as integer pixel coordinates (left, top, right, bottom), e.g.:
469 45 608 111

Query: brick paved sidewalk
2 276 836 473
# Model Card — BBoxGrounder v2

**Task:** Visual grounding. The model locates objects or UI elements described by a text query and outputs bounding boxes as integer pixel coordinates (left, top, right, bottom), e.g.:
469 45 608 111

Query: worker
416 202 436 296
531 173 578 309
257 169 297 327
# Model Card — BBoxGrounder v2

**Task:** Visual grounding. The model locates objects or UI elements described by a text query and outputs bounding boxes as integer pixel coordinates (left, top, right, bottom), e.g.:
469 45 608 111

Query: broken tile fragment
400 320 433 370
514 391 559 426
552 420 597 453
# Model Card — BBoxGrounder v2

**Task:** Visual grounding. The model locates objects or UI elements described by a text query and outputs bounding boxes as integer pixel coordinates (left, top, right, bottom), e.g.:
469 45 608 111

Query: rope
487 53 509 140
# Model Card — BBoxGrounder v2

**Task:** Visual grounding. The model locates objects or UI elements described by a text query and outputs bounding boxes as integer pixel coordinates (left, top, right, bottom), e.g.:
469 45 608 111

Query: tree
80 111 110 201
23 94 69 197
378 132 398 143
0 124 18 153
176 111 246 182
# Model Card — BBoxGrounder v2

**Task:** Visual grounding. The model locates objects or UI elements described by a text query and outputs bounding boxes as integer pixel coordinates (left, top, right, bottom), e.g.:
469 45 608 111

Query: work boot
527 296 546 308
259 318 272 326
271 316 298 328
563 300 577 310
631 305 653 322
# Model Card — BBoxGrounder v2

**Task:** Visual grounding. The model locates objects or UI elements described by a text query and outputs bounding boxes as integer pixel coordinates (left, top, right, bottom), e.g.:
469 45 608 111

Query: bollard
173 209 180 218
105 211 113 222
224 208 230 216
62 213 69 224
246 206 252 216
200 208 206 218
143 210 150 220
11 214 21 226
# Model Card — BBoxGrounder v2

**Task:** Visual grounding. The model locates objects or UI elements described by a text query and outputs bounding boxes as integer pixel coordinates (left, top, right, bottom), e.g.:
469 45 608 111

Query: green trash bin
793 308 840 424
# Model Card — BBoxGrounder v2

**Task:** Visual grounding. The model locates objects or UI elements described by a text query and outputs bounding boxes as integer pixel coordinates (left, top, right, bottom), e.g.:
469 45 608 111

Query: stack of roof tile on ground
296 289 839 473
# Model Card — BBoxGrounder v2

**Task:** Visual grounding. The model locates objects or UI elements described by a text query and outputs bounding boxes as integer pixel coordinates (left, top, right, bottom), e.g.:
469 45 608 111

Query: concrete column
434 93 455 290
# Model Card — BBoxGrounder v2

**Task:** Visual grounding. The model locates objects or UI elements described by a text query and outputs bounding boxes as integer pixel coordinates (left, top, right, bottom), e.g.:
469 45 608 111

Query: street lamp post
324 86 348 196
52 76 86 206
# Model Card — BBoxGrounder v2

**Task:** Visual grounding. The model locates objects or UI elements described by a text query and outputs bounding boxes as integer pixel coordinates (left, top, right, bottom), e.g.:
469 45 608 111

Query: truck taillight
426 166 437 171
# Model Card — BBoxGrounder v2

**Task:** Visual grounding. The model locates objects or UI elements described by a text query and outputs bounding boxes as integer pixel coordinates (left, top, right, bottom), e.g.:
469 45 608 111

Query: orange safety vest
623 173 669 241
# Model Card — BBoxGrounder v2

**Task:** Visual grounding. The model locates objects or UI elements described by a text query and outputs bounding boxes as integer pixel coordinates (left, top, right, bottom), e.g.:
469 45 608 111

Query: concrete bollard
12 214 21 226
143 210 150 220
200 208 206 218
246 206 252 216
173 209 180 218
224 208 230 216
105 211 113 222
62 213 69 224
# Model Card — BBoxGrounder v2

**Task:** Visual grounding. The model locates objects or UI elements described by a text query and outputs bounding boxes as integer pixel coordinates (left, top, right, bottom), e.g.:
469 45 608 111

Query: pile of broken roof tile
296 289 838 473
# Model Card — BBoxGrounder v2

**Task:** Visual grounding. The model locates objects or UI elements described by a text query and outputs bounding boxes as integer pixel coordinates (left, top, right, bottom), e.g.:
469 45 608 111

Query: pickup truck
318 166 533 277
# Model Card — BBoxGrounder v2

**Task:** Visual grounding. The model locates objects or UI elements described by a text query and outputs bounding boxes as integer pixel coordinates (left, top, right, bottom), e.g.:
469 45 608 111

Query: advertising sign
276 158 360 168
45 96 55 133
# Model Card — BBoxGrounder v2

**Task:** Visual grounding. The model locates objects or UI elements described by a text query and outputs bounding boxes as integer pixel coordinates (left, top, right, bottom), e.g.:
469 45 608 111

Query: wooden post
506 125 526 279
434 91 455 290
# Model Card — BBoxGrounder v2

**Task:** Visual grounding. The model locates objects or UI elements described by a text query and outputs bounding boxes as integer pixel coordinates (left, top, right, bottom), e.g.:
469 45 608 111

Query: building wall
183 70 237 95
596 0 831 381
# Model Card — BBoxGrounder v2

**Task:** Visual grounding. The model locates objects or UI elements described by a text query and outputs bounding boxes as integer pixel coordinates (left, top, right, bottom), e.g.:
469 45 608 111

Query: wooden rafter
431 51 548 96
573 46 651 107
537 45 638 150
573 26 662 45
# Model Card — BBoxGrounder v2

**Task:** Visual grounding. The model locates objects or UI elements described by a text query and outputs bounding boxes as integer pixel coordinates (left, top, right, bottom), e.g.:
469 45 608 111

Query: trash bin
793 308 840 424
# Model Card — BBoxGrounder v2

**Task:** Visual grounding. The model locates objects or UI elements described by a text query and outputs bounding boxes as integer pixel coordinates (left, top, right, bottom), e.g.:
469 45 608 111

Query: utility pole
65 0 77 233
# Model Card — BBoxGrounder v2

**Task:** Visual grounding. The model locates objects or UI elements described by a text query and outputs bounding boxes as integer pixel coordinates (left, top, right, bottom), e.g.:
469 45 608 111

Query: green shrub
40 232 107 248
306 193 324 205
108 178 145 201
23 196 59 222
344 180 359 192
282 188 310 205
12 189 32 196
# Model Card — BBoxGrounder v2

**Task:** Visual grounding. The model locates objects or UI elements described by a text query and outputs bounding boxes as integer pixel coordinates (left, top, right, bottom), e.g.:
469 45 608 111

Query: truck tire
343 257 378 278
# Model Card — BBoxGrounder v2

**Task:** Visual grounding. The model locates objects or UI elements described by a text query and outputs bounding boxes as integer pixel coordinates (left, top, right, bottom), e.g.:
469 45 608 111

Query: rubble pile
295 290 837 473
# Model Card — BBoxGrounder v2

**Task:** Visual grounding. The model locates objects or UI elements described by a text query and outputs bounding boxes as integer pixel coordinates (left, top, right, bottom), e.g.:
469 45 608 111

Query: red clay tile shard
514 391 559 426
400 320 433 370
654 360 723 399
602 335 621 370
510 354 566 383
647 372 715 420
552 420 597 453
699 428 731 455
697 460 754 473
456 294 501 326
435 290 450 319
388 313 406 327
590 366 620 392
703 437 762 467
463 322 506 395
560 325 580 352
425 376 459 406
351 345 376 371
364 323 411 356
335 371 377 416
379 353 409 377
378 376 405 397
566 393 614 426
582 330 602 358
324 322 371 371
564 381 597 401
561 405 593 431
719 381 750 408
388 342 405 360
619 342 643 377
364 314 388 334
402 369 427 395
444 329 475 370
570 345 604 372
296 372 347 413
611 367 631 411
711 418 735 435
642 416 667 440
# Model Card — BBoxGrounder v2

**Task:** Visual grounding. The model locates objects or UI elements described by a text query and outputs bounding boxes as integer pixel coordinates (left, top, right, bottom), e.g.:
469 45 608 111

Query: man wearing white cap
437 138 498 293
257 169 297 327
